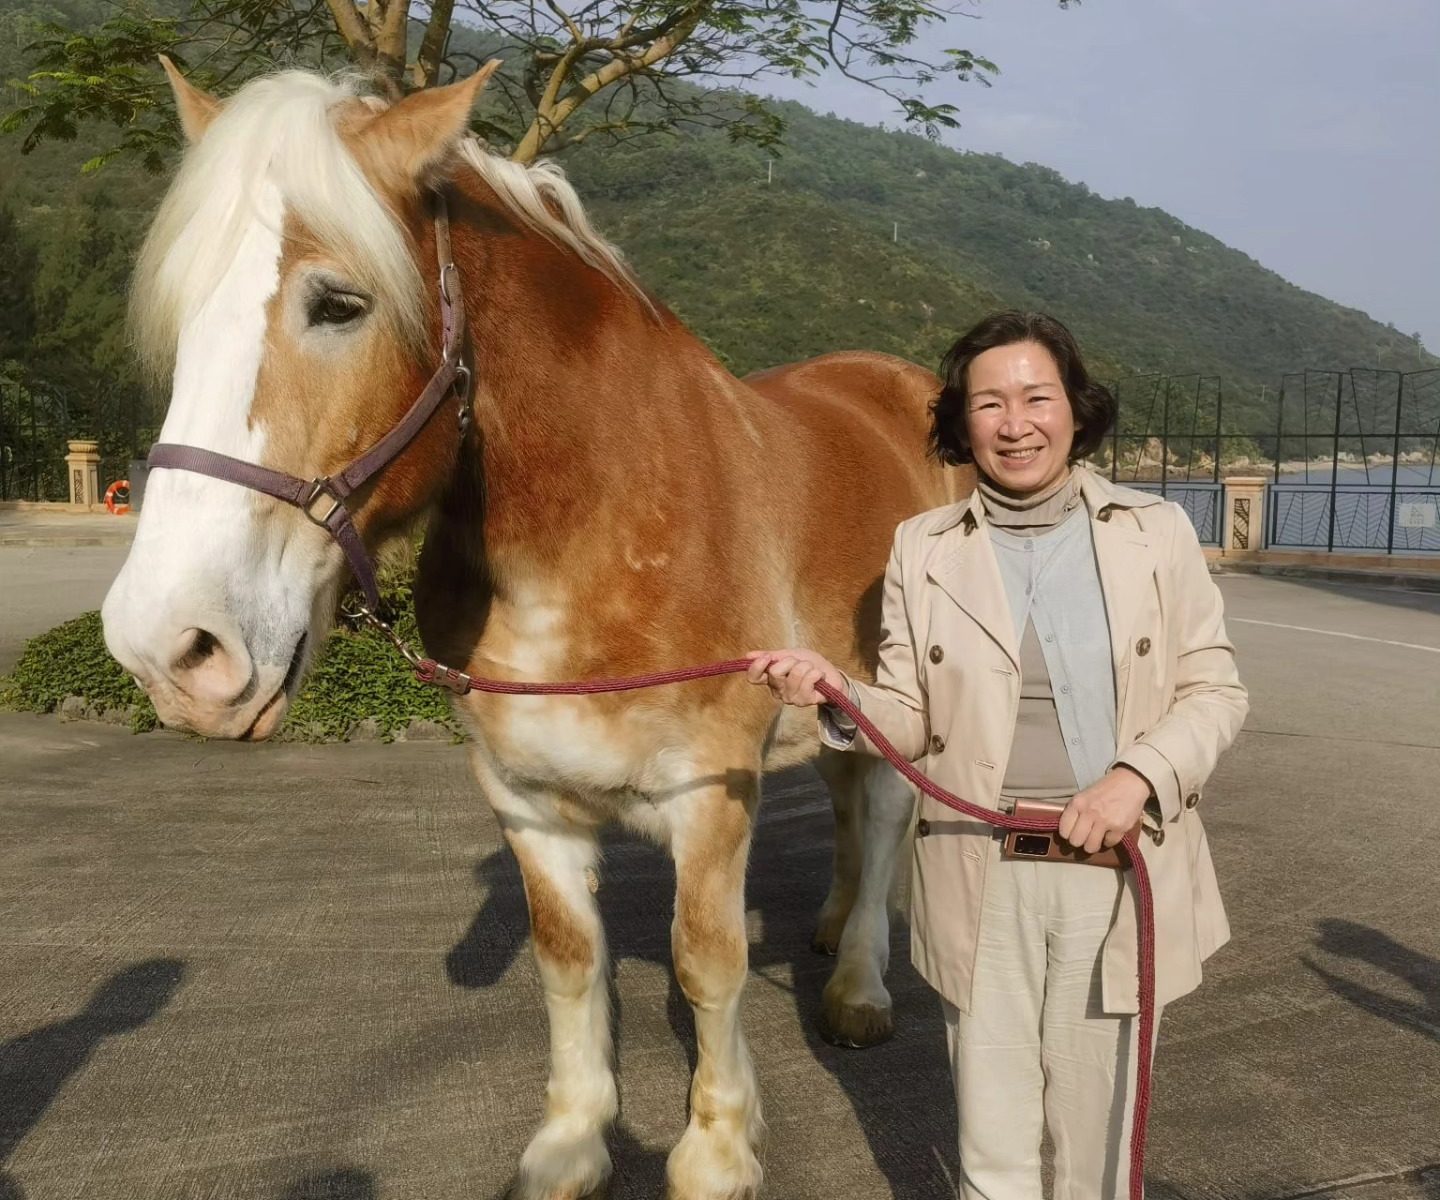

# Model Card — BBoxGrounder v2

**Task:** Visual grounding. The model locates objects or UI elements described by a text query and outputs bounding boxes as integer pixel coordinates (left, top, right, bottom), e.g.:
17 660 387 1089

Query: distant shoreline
1099 449 1436 480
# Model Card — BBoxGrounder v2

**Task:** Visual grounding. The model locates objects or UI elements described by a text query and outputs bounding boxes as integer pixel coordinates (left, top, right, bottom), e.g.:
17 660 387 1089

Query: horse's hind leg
472 750 616 1200
811 748 865 955
814 751 915 1048
666 769 765 1200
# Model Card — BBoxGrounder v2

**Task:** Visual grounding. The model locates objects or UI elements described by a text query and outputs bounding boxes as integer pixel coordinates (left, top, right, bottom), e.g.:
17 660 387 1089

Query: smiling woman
748 309 1248 1199
928 310 1116 489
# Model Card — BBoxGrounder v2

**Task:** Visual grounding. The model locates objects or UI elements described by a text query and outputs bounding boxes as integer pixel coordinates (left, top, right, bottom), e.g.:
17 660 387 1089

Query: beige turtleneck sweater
979 469 1086 799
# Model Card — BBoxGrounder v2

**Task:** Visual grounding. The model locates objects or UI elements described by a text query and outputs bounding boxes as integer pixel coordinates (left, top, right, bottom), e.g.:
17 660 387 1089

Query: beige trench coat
824 467 1248 1014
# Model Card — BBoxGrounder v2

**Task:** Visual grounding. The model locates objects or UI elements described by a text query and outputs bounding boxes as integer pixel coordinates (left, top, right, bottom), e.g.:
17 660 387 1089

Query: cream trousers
942 840 1161 1200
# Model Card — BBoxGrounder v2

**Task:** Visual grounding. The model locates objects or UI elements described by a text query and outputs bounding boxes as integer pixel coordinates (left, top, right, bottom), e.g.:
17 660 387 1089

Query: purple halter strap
145 192 470 611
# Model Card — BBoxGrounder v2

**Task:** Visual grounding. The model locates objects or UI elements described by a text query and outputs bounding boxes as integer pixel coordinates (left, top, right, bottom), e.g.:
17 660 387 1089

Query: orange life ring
105 479 131 515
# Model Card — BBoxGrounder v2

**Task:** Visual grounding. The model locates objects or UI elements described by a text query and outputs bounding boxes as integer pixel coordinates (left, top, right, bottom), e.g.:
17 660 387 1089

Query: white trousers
942 843 1161 1200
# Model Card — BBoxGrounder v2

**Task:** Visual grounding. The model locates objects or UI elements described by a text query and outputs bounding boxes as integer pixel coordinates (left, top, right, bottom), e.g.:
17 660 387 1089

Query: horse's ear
362 60 502 189
159 55 222 144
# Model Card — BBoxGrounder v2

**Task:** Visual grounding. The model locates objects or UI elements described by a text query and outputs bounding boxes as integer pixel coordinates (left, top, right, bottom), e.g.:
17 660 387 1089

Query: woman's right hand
744 649 847 708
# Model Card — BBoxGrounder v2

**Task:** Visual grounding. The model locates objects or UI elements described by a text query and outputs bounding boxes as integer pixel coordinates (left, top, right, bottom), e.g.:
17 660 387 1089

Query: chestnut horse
102 64 965 1199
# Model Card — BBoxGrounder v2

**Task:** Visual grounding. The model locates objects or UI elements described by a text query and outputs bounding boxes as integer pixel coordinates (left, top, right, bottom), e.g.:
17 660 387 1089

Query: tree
28 191 138 384
2 0 1074 167
0 205 38 366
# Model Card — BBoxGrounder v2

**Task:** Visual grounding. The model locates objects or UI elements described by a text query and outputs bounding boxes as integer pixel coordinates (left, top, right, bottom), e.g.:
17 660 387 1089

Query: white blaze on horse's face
102 64 490 739
103 176 330 739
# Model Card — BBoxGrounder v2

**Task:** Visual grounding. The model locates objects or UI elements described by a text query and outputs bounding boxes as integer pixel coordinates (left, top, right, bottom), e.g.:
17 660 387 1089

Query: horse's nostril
175 628 222 671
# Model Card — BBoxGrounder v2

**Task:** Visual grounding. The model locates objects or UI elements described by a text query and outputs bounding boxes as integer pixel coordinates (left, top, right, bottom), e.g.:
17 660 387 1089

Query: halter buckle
452 362 474 436
303 476 344 527
439 262 458 305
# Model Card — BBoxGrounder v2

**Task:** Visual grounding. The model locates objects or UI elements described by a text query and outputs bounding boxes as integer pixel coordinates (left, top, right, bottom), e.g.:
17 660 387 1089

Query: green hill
3 6 1434 484
560 100 1435 435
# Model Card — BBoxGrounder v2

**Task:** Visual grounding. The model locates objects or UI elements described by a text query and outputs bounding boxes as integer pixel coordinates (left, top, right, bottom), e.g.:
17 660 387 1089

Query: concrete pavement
0 545 131 675
1 572 1439 1198
0 510 136 549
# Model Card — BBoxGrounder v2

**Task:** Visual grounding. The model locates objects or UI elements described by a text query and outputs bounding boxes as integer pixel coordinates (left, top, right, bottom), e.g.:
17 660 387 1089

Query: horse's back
743 350 965 508
746 350 934 433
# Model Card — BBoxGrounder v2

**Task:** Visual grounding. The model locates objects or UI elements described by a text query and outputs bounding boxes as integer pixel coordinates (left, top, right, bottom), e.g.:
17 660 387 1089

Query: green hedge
0 582 460 741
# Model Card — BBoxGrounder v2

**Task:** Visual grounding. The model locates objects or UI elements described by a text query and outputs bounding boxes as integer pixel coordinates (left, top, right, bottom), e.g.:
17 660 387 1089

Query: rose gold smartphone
1000 798 1136 869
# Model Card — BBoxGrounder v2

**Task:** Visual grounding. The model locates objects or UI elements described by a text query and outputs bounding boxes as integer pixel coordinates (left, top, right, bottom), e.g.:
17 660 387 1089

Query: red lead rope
405 640 1156 1194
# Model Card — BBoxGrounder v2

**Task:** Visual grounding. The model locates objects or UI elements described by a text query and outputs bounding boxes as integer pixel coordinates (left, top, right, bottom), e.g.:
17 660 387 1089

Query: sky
760 0 1440 354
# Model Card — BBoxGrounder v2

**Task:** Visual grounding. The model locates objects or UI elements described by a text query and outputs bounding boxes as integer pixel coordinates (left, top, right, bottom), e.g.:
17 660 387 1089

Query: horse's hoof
511 1124 612 1200
820 999 895 1049
508 1175 609 1200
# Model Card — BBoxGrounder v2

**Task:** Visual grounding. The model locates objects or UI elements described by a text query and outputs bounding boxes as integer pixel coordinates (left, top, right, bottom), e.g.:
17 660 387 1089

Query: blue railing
1267 485 1440 553
1125 482 1222 547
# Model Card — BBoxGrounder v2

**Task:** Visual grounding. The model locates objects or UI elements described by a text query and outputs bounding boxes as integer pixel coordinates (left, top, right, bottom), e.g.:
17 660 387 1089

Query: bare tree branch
412 0 454 86
322 0 374 65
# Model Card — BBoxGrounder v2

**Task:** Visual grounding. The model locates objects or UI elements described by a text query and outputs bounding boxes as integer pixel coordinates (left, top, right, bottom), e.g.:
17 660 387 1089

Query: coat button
1097 507 1113 522
916 818 931 838
928 644 944 664
1184 792 1200 810
1135 637 1151 656
929 734 946 754
1151 828 1166 847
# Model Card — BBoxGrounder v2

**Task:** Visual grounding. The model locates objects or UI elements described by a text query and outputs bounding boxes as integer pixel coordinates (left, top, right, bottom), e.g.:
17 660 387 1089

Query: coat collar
923 465 1162 682
928 464 1164 536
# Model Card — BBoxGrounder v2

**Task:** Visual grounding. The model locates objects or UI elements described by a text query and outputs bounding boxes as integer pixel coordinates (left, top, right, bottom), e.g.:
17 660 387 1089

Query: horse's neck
439 184 723 591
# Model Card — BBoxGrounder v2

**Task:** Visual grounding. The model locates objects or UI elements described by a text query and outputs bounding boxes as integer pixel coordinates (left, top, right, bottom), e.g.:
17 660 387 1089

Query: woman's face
964 340 1077 495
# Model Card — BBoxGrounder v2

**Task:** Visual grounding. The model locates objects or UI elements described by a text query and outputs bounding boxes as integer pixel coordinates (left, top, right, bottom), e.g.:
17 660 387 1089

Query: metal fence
1267 485 1440 553
1 376 157 503
1 378 70 501
1265 368 1440 553
1094 367 1440 554
1095 374 1235 547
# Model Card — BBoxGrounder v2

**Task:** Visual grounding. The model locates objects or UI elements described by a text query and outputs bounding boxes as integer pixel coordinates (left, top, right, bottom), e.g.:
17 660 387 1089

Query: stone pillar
1222 476 1266 555
65 439 101 508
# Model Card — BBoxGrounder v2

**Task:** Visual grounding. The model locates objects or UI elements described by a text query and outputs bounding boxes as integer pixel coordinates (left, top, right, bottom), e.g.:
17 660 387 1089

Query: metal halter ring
303 477 344 526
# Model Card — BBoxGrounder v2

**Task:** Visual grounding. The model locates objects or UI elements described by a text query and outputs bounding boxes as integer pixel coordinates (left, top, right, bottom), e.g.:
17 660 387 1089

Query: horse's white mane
456 142 639 299
132 70 639 376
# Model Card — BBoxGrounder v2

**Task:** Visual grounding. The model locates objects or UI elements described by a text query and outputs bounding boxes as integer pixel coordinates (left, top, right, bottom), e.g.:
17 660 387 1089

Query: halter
145 192 470 611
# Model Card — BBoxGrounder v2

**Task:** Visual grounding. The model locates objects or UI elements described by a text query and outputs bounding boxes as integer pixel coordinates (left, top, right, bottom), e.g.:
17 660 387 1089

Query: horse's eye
308 289 368 327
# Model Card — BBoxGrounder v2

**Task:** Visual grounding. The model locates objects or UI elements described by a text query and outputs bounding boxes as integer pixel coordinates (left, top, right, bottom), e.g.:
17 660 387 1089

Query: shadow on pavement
0 958 185 1200
278 1168 379 1199
1304 918 1440 1042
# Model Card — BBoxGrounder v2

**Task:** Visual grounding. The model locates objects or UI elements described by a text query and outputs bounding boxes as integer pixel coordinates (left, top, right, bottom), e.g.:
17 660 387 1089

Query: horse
101 62 966 1200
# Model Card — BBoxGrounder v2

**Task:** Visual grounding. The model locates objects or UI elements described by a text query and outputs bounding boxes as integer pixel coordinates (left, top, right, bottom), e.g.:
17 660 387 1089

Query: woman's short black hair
928 310 1116 467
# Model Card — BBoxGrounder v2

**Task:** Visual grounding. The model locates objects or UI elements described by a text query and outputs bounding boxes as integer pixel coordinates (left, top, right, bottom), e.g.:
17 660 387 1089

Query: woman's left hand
1058 767 1153 853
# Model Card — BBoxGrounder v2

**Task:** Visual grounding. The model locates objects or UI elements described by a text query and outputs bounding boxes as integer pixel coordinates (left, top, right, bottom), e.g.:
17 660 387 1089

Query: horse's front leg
471 748 616 1200
666 768 766 1200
